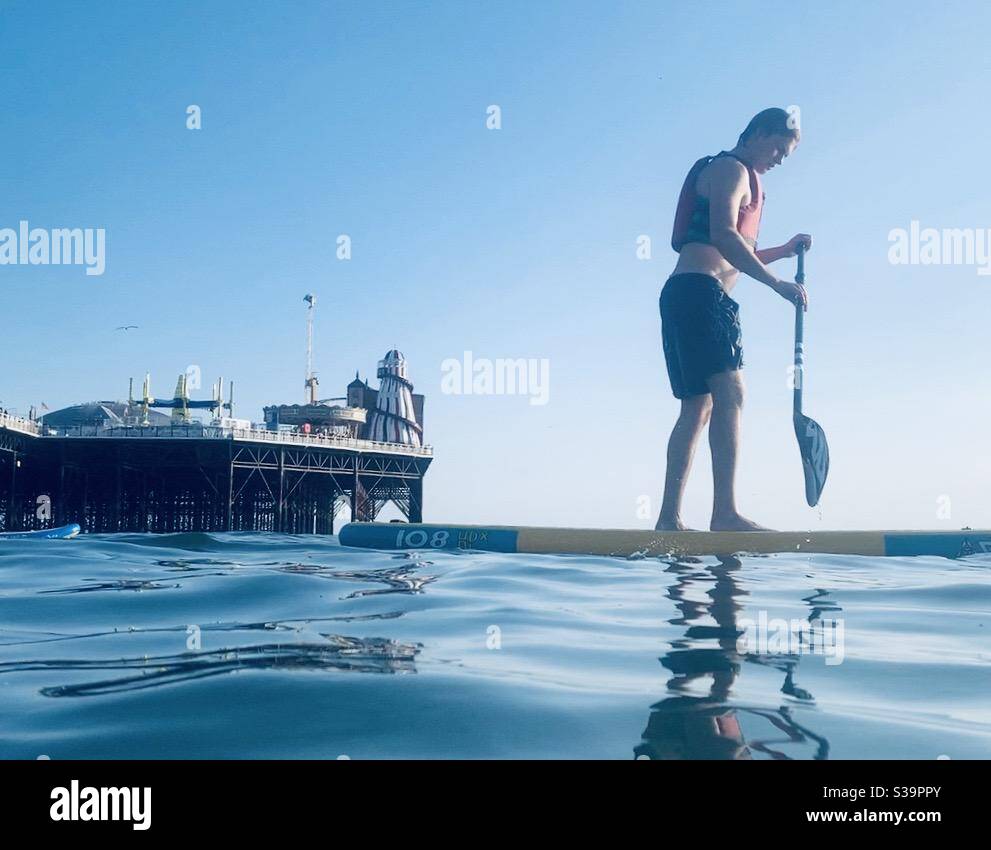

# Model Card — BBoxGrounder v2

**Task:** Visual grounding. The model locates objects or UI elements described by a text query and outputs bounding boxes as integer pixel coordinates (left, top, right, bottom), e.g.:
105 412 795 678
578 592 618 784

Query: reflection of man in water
634 556 828 760
635 695 752 760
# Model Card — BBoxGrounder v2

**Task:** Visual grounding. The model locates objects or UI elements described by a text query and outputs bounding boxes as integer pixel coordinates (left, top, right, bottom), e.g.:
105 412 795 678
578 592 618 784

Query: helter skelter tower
368 350 423 447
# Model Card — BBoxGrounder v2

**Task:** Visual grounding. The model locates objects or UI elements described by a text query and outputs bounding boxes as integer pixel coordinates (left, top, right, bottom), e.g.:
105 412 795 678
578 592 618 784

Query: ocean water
0 532 988 760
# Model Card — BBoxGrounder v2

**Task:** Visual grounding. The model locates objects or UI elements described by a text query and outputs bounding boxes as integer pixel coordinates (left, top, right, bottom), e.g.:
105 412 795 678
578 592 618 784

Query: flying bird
116 325 139 331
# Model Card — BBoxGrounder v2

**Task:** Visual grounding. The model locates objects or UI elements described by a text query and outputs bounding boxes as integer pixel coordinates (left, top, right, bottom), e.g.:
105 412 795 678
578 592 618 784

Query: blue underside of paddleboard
883 533 991 558
339 523 519 553
0 523 81 540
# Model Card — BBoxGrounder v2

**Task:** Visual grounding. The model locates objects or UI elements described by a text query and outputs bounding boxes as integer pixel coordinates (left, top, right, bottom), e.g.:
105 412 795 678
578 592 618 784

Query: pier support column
6 452 16 532
409 476 423 523
113 452 122 533
81 472 89 533
56 444 66 527
351 462 368 522
277 448 285 533
225 445 234 532
140 472 148 532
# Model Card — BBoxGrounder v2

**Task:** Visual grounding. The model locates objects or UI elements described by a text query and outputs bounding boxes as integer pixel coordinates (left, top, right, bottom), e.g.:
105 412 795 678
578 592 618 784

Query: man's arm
705 158 779 285
755 245 791 264
705 158 807 307
756 234 813 265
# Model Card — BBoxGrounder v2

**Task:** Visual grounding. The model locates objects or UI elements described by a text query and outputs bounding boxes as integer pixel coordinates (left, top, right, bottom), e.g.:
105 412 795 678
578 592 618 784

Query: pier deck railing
228 427 432 456
0 412 41 436
27 422 432 456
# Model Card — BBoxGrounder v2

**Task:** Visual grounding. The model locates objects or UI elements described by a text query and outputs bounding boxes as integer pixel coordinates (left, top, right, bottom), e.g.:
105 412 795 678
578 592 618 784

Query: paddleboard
338 522 991 559
0 523 81 540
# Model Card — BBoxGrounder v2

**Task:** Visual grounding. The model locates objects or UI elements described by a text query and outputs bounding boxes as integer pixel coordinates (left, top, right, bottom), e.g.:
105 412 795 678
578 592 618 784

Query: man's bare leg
706 370 772 531
656 394 712 530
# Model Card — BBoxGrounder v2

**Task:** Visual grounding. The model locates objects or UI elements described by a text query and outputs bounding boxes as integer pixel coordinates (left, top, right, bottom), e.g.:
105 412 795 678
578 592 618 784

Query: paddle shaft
793 244 806 416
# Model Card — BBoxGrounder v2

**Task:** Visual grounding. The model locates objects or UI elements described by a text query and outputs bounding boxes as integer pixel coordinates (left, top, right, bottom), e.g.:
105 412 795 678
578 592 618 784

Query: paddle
793 243 829 506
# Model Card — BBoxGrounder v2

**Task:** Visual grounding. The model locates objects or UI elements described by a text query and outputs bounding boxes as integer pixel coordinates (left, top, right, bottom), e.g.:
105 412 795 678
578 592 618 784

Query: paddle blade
794 414 829 506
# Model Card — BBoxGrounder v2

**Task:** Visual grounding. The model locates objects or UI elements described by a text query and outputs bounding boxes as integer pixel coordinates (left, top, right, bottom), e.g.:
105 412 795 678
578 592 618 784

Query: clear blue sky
3 0 990 530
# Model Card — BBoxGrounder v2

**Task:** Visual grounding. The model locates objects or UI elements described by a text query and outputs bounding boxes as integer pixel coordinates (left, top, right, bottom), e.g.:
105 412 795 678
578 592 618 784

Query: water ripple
0 533 988 758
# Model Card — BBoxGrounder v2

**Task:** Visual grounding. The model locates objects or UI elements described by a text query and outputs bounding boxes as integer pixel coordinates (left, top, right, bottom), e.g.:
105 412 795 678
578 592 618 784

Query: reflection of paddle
793 243 829 506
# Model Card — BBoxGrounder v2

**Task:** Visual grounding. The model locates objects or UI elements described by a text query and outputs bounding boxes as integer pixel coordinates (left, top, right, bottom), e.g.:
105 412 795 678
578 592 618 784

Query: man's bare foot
655 517 697 531
709 513 775 532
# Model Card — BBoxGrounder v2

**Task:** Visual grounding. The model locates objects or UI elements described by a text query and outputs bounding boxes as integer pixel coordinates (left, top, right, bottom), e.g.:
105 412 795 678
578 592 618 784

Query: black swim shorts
659 273 743 399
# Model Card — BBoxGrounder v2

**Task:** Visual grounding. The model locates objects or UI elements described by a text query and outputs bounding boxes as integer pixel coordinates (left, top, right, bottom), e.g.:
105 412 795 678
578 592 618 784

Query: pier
0 412 432 534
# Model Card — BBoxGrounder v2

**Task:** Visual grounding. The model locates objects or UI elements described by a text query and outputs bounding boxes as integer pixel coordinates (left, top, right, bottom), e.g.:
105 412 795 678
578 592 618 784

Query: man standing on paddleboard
657 108 810 532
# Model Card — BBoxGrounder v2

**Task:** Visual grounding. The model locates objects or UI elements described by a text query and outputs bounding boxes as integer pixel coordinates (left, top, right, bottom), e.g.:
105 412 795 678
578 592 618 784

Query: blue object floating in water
0 523 81 540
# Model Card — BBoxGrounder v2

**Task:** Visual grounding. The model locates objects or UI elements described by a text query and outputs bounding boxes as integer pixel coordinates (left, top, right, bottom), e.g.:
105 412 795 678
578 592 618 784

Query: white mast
303 294 318 404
